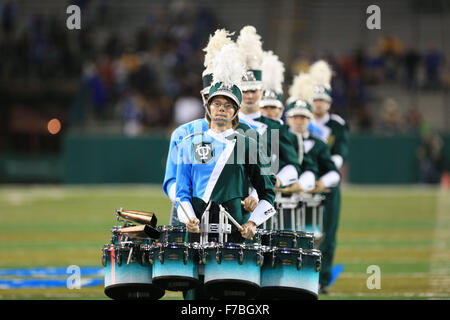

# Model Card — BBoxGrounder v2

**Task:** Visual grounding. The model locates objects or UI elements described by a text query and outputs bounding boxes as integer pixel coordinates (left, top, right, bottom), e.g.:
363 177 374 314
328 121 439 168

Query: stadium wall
1 133 449 184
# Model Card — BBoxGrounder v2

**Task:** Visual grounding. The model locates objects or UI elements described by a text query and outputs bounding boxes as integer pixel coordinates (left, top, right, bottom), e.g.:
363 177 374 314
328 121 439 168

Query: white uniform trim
177 201 196 224
276 164 299 186
298 171 316 191
238 111 268 135
330 114 346 126
331 154 343 169
248 199 276 226
319 171 340 188
202 135 236 203
249 188 259 201
168 183 177 202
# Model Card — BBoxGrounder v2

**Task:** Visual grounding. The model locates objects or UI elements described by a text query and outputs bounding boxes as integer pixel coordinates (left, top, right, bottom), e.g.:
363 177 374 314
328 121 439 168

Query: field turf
0 184 448 300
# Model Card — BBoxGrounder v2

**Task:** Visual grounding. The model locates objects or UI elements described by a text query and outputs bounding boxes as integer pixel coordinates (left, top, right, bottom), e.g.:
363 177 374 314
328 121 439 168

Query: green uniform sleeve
331 122 349 162
318 141 338 176
278 125 302 176
245 137 276 206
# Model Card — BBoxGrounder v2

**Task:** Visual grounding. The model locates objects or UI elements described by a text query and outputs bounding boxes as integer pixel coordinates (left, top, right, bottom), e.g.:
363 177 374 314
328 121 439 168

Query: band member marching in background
309 60 349 294
259 50 285 123
285 72 341 196
236 26 310 191
175 42 277 241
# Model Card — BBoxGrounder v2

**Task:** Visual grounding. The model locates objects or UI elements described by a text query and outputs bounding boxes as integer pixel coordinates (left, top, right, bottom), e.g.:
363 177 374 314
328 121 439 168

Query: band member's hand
275 177 281 188
314 180 326 192
242 197 258 212
288 182 303 192
186 217 200 233
240 221 257 240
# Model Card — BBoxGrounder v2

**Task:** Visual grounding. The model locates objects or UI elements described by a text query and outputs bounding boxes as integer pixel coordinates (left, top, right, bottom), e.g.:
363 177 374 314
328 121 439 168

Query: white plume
288 72 315 104
309 60 333 87
236 25 263 69
203 29 234 70
212 43 246 88
261 50 285 93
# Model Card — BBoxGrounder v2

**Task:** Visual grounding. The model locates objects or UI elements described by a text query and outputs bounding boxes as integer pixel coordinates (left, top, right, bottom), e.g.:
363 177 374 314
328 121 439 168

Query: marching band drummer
163 29 261 226
175 43 277 242
285 81 341 193
309 60 349 295
236 26 306 190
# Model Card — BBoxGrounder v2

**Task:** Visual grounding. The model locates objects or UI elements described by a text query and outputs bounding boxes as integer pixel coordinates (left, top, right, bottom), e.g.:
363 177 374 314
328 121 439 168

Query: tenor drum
203 242 263 299
259 248 321 300
102 242 164 300
260 229 314 249
151 242 201 291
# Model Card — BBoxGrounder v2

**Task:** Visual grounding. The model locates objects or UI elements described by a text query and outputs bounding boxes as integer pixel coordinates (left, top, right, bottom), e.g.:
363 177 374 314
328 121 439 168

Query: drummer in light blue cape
175 44 277 240
163 29 261 225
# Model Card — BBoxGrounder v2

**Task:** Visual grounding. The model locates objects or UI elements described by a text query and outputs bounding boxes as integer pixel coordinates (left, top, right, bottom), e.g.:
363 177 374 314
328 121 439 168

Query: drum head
258 286 317 300
204 279 260 300
152 276 201 292
104 283 165 300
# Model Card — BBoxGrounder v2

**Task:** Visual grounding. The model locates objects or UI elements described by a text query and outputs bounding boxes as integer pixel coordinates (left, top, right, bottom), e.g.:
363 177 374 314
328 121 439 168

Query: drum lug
316 256 322 272
116 250 122 266
201 249 207 265
296 253 303 270
292 237 297 248
215 248 222 264
238 248 244 265
183 248 189 265
101 249 107 267
256 251 264 266
139 250 147 266
158 249 165 264
271 251 276 268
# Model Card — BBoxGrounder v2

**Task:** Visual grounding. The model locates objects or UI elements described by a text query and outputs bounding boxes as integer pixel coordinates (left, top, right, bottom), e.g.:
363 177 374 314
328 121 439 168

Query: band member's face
242 89 262 106
312 99 330 116
260 106 282 119
209 96 236 121
287 115 310 132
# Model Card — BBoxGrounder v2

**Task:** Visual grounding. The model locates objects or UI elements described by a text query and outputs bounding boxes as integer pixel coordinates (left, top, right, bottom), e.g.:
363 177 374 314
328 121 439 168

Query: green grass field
0 184 448 300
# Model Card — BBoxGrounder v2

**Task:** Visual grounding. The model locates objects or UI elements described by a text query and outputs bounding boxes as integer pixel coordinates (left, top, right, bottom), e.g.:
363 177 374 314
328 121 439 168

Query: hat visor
207 90 241 110
313 93 332 102
240 81 262 91
260 99 284 109
286 108 312 118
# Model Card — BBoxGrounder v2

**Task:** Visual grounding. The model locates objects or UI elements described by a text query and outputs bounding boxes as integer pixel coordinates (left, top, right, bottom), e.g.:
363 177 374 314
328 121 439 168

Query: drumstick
176 198 198 224
219 205 243 231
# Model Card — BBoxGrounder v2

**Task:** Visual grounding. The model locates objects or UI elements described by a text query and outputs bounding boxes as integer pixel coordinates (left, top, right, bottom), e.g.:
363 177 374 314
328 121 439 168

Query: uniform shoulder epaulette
330 114 346 126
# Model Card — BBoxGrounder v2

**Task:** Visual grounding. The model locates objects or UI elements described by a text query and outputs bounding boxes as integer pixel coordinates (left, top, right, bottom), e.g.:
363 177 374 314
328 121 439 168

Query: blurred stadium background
0 0 449 299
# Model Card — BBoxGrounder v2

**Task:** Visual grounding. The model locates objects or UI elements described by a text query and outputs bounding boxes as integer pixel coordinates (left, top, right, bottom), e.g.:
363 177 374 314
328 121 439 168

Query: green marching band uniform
309 60 349 289
311 111 349 288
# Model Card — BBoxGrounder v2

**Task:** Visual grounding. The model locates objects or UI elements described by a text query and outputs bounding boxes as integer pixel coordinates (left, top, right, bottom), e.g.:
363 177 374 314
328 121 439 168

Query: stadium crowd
0 0 448 137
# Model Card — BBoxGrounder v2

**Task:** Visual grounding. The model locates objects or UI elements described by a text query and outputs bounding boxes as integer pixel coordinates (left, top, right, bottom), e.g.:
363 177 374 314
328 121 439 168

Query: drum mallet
176 198 199 232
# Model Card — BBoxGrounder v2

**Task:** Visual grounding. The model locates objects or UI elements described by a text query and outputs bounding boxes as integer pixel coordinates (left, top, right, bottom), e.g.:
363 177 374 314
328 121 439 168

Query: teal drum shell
151 242 201 291
259 248 322 300
260 230 314 249
203 243 264 300
102 244 164 300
